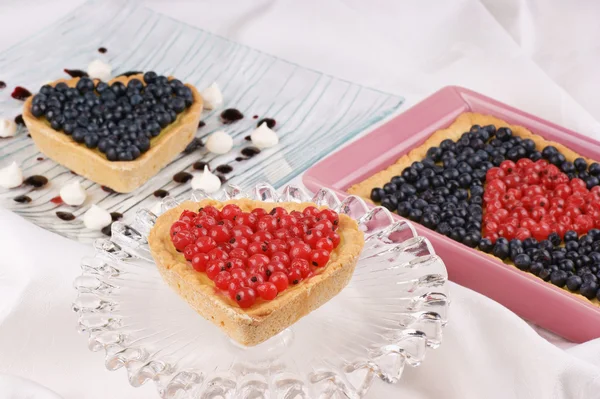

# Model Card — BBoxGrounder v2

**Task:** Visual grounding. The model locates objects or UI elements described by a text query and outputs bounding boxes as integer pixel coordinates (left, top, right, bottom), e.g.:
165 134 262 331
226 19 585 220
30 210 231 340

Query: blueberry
397 201 412 217
514 254 531 271
72 128 87 143
589 163 600 176
76 77 95 93
522 237 538 249
558 259 575 272
510 246 524 261
506 146 527 161
541 145 558 159
493 242 510 260
412 198 428 210
408 208 423 222
549 153 566 166
538 268 552 281
415 177 430 192
440 139 455 151
564 230 578 242
391 176 405 186
574 157 588 171
530 262 544 276
492 155 505 166
479 238 494 252
422 168 435 178
402 168 419 183
422 212 440 229
381 182 397 194
370 188 385 202
580 281 598 299
381 195 398 211
586 176 599 189
560 161 575 174
564 275 582 291
496 127 512 141
143 71 158 84
431 175 445 188
539 240 553 252
449 216 465 228
83 133 99 148
171 97 187 113
450 227 466 242
463 233 479 248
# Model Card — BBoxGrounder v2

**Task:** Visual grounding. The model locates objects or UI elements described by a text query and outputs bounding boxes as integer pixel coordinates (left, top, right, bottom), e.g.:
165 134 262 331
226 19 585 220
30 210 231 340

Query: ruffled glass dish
73 183 450 398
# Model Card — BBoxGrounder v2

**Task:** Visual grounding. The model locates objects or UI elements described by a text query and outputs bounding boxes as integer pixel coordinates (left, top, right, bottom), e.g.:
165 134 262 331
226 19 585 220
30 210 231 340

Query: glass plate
0 0 403 242
73 184 449 398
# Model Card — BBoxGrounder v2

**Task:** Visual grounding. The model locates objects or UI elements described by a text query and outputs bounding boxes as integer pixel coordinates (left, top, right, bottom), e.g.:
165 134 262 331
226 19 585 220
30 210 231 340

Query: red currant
229 236 249 250
221 204 242 221
231 225 253 238
289 242 311 260
170 220 191 237
179 210 197 222
247 273 265 289
229 248 249 260
309 249 330 267
196 236 217 253
250 231 274 243
227 278 245 299
248 254 270 269
199 206 220 219
191 253 210 272
257 215 278 232
234 287 256 308
235 212 258 229
247 241 270 256
256 282 278 300
214 271 232 290
269 272 289 292
288 268 303 285
251 208 268 218
329 232 341 248
224 257 245 270
172 230 195 251
206 259 226 280
183 243 200 260
271 251 291 267
231 268 248 280
208 248 229 261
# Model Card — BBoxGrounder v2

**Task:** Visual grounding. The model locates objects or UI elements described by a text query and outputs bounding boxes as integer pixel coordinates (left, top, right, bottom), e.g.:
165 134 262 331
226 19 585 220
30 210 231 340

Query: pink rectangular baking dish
303 85 600 343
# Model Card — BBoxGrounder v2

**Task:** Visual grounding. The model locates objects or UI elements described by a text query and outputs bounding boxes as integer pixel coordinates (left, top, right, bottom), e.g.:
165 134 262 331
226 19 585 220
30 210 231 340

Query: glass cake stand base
73 184 449 398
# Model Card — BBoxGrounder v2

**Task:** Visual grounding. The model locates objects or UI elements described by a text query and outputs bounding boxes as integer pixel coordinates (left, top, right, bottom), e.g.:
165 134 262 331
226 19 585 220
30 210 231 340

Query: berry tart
22 72 203 193
148 199 365 346
349 112 600 304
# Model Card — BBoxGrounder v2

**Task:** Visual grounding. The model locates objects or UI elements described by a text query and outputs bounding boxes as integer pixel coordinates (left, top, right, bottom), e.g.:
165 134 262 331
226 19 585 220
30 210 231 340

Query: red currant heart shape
170 204 341 308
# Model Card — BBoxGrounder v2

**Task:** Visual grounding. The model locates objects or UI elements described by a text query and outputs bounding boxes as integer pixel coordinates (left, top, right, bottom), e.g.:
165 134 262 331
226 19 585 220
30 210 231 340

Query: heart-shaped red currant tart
350 112 600 303
148 199 364 346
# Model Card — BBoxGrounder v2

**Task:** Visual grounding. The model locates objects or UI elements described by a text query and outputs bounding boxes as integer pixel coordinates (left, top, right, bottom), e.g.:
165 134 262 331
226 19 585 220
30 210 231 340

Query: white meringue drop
201 82 223 110
0 162 23 189
191 165 221 193
59 181 87 206
83 205 112 230
205 130 233 155
0 119 17 138
250 122 279 149
87 59 112 81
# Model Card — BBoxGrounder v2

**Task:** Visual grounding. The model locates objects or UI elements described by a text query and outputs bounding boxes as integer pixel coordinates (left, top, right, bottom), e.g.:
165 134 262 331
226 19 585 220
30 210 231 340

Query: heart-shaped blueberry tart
148 199 365 346
22 72 203 193
350 112 600 302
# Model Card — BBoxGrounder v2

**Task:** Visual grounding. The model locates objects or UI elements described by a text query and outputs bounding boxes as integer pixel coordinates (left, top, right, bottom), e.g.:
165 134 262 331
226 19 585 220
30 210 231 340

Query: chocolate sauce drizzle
101 224 113 236
110 212 123 221
216 164 233 174
101 185 116 194
24 175 48 188
153 189 169 198
257 118 276 129
184 138 203 154
64 69 89 78
11 86 32 101
56 211 76 221
241 147 261 158
244 135 251 141
98 47 107 54
220 108 244 124
14 195 32 203
193 161 210 171
0 81 6 90
117 71 143 77
14 115 24 126
173 171 193 183
198 120 206 128
36 157 44 161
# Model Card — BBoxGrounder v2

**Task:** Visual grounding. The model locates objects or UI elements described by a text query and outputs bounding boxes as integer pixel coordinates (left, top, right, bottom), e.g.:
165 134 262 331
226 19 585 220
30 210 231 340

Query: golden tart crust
148 198 365 346
348 111 600 306
22 74 203 193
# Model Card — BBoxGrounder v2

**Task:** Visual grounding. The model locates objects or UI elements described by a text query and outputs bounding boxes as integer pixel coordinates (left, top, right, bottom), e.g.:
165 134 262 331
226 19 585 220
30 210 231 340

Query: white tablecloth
1 0 600 398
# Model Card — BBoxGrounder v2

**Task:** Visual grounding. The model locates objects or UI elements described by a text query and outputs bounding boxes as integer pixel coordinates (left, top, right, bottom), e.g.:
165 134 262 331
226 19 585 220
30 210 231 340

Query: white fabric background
1 0 600 398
